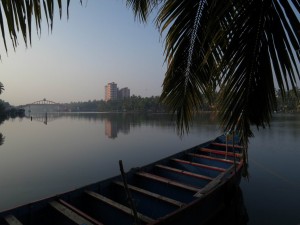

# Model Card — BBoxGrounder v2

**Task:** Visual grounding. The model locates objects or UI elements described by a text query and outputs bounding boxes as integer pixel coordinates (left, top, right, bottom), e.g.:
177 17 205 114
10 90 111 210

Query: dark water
0 112 299 224
241 114 300 225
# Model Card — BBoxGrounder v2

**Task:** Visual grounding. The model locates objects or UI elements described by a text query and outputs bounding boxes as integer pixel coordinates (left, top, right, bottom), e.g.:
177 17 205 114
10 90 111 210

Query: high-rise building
118 87 130 100
105 82 118 101
105 82 131 101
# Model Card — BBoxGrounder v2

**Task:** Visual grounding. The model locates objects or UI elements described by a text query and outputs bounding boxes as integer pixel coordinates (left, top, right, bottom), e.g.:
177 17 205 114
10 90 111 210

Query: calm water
0 112 299 224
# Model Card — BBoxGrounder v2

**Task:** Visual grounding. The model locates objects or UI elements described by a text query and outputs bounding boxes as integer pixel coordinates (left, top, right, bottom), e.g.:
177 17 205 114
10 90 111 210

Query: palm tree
0 0 299 145
126 0 300 145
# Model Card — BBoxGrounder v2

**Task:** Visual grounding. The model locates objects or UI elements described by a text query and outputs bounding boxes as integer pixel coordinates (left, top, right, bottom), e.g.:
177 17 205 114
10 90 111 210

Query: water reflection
206 187 249 225
27 112 220 139
27 113 60 125
0 112 223 211
1 112 249 224
0 116 5 146
104 118 130 139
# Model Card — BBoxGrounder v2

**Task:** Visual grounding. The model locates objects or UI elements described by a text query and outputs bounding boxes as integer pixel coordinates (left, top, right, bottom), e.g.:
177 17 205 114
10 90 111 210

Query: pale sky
0 0 166 106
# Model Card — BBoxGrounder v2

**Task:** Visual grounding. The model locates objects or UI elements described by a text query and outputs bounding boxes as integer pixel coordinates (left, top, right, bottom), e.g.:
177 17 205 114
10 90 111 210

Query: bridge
20 98 62 114
20 98 60 107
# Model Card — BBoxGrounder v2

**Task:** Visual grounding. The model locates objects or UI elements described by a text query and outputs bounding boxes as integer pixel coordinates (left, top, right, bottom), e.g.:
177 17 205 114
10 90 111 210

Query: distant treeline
62 96 168 112
62 95 215 113
0 100 25 123
62 90 300 113
1 88 299 116
276 88 300 112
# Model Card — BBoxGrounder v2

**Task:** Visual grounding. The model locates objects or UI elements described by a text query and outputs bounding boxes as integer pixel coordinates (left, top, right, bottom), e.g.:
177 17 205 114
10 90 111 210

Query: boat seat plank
194 165 235 198
4 215 23 225
171 158 227 172
156 164 214 180
114 181 185 207
49 201 94 225
136 171 200 192
85 191 154 224
199 147 241 158
187 153 236 164
211 142 244 149
58 199 104 225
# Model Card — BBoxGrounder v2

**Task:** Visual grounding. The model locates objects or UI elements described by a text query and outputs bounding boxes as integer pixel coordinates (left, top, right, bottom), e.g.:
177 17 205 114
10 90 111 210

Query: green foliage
0 99 25 120
0 100 6 118
276 88 300 112
63 96 167 113
127 0 300 145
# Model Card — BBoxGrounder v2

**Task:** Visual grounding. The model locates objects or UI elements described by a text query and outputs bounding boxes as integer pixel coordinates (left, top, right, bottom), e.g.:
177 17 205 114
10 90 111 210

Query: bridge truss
28 98 59 106
19 98 61 113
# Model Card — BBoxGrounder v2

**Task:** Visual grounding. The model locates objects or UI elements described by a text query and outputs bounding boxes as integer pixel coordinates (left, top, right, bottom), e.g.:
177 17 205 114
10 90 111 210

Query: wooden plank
187 153 236 164
4 215 23 225
211 142 244 149
114 181 185 207
49 201 94 225
171 158 227 172
193 178 222 198
156 164 214 180
58 199 104 225
136 171 200 192
199 147 241 158
194 165 235 198
85 191 154 224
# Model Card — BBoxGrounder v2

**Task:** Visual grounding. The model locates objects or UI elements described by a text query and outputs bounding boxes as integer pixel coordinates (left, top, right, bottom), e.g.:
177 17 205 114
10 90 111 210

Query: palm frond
158 0 235 134
0 0 76 58
216 0 300 145
125 0 162 23
155 0 299 144
159 0 209 134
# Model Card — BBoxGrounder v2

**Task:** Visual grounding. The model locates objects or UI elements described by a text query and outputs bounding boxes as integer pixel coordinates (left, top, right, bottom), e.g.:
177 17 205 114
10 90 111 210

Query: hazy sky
0 0 166 106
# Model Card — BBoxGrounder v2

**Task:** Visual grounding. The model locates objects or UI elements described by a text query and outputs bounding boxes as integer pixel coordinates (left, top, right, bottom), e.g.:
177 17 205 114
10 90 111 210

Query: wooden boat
0 134 244 225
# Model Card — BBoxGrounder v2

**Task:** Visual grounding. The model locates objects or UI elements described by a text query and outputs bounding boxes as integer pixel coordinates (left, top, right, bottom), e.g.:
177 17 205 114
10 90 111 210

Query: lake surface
0 112 299 224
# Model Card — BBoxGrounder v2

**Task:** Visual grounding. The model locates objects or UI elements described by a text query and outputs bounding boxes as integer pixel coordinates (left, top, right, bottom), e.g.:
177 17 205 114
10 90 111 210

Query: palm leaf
216 0 299 144
159 0 219 134
0 0 78 58
126 0 162 23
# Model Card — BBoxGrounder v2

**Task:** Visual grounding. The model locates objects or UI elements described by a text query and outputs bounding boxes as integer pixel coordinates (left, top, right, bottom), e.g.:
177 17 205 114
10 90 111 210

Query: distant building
105 82 130 101
118 87 130 100
105 82 118 101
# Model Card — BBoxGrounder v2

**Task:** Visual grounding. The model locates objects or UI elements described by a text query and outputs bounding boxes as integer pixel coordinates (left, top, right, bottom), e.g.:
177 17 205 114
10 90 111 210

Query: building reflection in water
104 118 130 139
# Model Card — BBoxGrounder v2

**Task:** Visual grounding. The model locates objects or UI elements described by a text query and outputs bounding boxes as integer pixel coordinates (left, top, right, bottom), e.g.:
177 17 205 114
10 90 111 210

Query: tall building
118 87 130 100
105 82 118 101
105 82 131 101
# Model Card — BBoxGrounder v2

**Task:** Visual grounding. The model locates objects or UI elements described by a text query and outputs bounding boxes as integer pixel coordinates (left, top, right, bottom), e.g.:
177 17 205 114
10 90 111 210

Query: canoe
0 134 244 225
